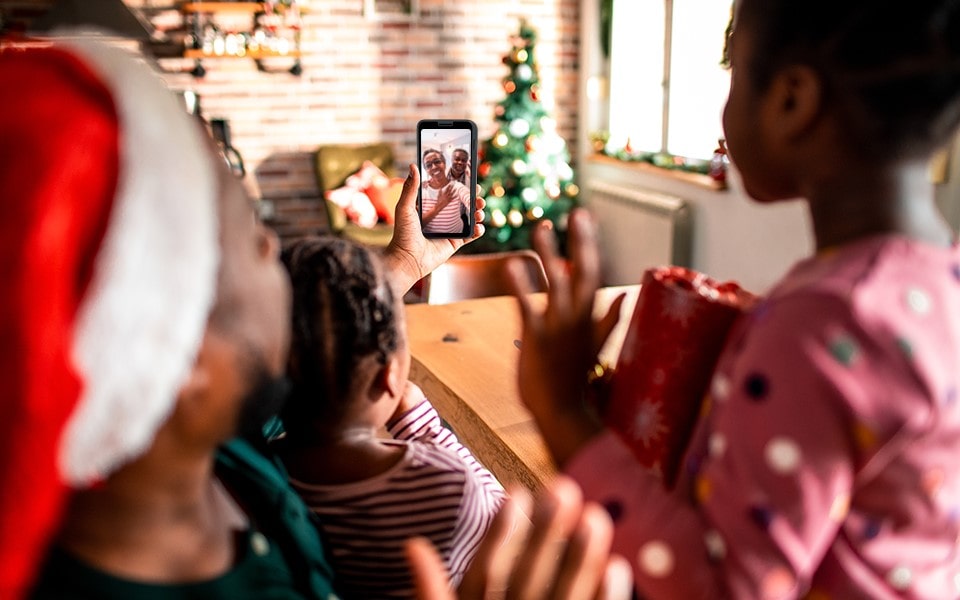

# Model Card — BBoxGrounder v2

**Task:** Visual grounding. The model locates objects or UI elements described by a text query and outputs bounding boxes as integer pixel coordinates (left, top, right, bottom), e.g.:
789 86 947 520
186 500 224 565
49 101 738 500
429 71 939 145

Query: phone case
417 119 478 239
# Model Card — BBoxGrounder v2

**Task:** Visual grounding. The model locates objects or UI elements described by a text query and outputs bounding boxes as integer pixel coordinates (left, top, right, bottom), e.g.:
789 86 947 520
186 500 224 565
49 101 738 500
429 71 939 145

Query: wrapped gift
605 266 756 487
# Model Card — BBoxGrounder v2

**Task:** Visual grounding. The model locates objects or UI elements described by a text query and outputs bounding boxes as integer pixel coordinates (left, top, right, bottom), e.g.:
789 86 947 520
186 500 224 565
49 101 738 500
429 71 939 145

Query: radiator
585 181 692 286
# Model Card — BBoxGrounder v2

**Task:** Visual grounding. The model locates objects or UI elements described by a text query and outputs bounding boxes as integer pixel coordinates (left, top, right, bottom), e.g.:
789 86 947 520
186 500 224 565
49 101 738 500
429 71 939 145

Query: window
608 0 732 160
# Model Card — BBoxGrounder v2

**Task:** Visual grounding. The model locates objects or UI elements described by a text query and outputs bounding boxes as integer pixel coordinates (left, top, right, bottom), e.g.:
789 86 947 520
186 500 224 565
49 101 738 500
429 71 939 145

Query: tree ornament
530 86 540 101
478 162 491 178
508 209 524 227
546 184 561 199
513 48 528 63
509 118 530 138
522 187 538 203
492 183 505 197
565 183 580 197
525 136 538 152
504 80 517 94
491 209 507 228
495 105 505 117
493 132 509 148
512 159 528 175
529 205 545 219
515 64 533 82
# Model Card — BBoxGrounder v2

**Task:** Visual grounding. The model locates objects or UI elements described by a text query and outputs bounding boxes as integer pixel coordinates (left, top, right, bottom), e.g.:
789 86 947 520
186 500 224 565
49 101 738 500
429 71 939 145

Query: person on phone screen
421 148 469 235
275 236 506 597
447 148 470 186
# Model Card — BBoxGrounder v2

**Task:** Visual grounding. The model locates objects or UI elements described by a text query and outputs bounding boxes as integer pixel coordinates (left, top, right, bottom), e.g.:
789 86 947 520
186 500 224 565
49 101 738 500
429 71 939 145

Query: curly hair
280 236 399 429
737 0 960 160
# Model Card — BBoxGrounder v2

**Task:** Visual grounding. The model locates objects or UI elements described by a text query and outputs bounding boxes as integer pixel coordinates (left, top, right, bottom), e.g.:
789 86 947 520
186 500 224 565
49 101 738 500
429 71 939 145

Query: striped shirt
289 399 505 599
421 181 469 235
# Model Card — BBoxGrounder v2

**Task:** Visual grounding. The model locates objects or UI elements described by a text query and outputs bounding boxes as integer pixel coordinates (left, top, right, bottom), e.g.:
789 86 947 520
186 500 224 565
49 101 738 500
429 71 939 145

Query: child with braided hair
274 236 505 599
509 0 960 597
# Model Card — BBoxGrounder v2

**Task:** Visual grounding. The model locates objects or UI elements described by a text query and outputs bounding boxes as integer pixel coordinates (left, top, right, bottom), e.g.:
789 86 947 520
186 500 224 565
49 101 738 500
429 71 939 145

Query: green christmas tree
469 19 579 253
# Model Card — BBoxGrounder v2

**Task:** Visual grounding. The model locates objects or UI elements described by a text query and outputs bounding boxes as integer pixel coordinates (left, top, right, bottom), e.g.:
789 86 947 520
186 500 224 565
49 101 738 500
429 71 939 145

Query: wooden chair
424 250 549 305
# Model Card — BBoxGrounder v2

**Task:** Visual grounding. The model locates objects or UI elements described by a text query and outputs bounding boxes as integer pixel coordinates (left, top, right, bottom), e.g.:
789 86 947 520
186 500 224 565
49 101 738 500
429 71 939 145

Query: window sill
586 154 727 192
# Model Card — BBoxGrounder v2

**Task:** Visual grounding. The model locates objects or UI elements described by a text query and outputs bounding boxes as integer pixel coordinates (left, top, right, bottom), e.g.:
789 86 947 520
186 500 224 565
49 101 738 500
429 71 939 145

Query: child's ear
764 65 823 143
373 354 405 401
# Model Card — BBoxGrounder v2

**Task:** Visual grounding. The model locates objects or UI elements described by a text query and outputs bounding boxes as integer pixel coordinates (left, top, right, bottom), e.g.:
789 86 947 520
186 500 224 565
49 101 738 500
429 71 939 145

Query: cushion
346 161 402 224
325 185 378 229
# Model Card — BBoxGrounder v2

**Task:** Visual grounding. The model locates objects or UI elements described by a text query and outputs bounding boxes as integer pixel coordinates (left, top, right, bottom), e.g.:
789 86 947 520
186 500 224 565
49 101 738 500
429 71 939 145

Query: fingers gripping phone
417 119 478 238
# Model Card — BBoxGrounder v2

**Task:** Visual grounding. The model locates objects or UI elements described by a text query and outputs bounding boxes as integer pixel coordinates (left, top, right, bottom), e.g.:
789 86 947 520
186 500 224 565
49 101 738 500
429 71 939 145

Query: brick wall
2 0 581 241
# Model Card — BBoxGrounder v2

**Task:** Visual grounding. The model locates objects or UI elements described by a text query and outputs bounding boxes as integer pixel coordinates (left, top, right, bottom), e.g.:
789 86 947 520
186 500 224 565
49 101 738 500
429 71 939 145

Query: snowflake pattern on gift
629 398 668 449
659 291 704 328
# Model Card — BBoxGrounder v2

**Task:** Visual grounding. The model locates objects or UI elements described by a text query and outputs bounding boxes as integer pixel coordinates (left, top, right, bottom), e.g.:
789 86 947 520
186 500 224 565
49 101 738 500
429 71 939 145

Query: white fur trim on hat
58 38 220 486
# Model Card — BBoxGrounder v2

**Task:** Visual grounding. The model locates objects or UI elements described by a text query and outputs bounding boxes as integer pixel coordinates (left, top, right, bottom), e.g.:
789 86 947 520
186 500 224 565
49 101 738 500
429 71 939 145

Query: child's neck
279 424 405 486
807 161 953 252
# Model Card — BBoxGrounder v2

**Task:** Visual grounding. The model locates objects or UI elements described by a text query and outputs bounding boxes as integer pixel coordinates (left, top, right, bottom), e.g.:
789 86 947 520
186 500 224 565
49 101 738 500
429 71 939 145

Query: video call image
420 128 472 235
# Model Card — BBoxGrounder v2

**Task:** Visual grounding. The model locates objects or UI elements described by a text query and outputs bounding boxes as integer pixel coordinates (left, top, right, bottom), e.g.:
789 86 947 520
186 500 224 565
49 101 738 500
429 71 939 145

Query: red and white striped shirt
289 399 505 598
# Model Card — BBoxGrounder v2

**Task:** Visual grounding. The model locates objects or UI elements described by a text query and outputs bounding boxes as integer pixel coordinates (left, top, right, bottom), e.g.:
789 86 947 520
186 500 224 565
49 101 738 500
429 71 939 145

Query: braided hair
737 0 960 160
280 236 400 430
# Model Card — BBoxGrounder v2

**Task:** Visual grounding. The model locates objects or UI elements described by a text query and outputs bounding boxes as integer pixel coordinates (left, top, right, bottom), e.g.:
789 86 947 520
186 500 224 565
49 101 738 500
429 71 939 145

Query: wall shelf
182 2 301 14
183 48 301 59
180 1 305 77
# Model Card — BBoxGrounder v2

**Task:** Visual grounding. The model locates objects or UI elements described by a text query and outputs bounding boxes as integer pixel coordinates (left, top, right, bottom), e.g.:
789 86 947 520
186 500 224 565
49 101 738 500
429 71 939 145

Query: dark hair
422 148 444 164
737 0 960 159
280 236 399 428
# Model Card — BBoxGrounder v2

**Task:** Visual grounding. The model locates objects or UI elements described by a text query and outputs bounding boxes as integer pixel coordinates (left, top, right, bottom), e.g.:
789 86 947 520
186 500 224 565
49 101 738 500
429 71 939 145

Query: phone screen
417 119 478 239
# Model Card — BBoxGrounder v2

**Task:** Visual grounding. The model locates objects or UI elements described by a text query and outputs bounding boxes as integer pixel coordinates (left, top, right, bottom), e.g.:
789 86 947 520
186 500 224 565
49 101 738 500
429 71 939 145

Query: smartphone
417 119 478 238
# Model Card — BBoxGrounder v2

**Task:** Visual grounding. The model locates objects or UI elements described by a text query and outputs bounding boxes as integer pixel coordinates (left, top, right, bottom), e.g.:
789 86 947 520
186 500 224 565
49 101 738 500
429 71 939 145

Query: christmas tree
470 19 579 253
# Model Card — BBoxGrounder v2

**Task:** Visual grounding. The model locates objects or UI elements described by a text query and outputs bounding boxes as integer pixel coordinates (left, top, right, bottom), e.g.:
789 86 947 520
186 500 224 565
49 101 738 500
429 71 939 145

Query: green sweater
31 437 338 599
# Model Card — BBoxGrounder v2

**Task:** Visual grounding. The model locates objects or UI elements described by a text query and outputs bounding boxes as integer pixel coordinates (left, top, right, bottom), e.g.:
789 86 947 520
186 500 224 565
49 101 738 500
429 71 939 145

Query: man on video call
421 148 470 235
448 148 470 186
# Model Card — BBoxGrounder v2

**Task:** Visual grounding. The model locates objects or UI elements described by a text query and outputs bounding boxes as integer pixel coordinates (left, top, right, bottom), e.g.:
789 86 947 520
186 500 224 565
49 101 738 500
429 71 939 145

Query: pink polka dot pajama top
567 235 960 599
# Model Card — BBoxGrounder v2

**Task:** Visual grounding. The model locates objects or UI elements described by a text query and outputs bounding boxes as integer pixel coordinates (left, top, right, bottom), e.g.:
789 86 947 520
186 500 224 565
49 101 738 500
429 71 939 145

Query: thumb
394 164 420 221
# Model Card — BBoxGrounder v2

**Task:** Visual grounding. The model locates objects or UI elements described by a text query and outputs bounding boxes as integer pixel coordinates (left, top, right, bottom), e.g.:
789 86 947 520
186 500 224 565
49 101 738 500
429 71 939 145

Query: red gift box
605 266 755 487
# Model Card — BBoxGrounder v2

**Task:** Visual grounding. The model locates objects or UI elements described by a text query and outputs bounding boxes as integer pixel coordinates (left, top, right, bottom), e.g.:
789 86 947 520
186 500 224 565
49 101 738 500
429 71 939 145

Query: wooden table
404 285 639 492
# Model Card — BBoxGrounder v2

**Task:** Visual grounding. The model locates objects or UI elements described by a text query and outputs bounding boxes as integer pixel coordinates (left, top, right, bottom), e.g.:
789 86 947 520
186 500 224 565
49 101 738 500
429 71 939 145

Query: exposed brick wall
2 0 581 242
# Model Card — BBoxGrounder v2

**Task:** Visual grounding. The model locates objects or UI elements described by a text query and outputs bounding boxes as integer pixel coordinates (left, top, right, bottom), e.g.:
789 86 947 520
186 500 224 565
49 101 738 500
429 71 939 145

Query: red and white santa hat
0 35 219 596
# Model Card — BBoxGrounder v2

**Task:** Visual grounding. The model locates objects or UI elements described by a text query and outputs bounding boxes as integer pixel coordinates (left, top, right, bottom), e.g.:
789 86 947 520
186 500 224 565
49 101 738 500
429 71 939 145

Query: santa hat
0 36 219 596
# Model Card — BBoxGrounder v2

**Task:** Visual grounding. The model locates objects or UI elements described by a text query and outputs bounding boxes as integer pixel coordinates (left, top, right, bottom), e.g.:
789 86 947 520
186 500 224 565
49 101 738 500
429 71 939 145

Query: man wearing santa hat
0 35 629 599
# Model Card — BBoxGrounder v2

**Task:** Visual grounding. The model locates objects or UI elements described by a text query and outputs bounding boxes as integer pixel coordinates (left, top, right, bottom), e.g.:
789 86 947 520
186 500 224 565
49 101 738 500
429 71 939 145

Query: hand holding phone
417 119 478 239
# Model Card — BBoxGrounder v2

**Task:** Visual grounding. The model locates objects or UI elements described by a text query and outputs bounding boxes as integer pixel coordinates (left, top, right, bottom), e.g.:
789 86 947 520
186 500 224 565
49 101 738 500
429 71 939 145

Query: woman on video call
421 148 470 235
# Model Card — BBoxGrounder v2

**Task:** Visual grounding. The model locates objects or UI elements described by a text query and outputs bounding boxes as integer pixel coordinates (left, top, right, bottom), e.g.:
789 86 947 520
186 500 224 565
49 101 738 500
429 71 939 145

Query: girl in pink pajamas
509 0 960 597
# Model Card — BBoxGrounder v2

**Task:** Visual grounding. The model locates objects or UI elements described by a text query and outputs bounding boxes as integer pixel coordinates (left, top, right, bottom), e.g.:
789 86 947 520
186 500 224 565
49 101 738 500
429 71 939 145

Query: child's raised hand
508 210 625 467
